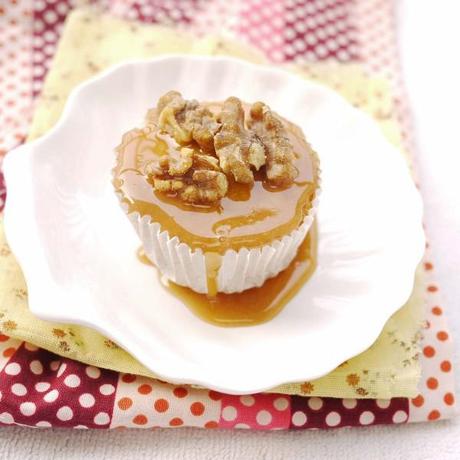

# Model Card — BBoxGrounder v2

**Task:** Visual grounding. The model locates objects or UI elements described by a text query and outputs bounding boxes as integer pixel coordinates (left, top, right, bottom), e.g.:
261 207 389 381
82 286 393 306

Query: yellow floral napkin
0 9 424 399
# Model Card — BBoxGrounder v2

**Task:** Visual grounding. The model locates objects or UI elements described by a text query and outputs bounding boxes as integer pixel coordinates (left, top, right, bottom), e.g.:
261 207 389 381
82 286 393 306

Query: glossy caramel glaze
137 224 317 327
114 104 318 254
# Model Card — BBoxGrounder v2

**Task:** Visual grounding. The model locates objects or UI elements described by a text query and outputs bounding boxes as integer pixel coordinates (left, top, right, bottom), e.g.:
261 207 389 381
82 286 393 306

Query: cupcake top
113 91 319 253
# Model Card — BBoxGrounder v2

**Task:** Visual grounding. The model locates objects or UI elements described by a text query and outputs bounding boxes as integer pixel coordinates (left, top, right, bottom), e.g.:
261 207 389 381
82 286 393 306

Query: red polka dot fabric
0 342 118 428
289 396 408 429
0 0 456 430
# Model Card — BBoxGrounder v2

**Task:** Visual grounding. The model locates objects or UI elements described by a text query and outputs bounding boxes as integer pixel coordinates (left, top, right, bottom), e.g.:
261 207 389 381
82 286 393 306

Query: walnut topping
214 97 266 184
248 102 297 187
157 91 220 154
147 147 228 205
147 92 299 204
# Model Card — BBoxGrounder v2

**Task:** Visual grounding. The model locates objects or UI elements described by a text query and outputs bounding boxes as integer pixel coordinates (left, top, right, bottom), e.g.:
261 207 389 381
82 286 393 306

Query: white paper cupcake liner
124 200 319 294
119 161 320 294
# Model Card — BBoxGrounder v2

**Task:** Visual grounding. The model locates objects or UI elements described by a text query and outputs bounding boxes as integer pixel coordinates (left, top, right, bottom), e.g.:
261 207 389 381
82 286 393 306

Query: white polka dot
141 4 154 16
293 39 307 52
64 374 81 388
325 24 337 36
337 35 349 46
11 383 27 396
170 8 183 20
294 21 307 33
272 16 284 28
342 398 357 409
285 11 296 22
34 20 45 33
234 423 250 429
24 343 39 352
260 24 272 36
306 17 317 28
56 363 66 377
36 421 52 428
222 406 237 421
256 410 272 426
44 10 58 24
0 412 14 424
50 361 60 371
43 30 56 43
392 410 408 424
308 397 323 411
337 49 350 61
315 28 327 40
273 397 289 411
326 38 338 51
85 366 101 379
284 44 296 56
30 360 44 375
250 11 262 22
291 411 307 426
56 406 73 421
359 411 375 425
305 3 316 13
284 28 296 40
33 80 44 92
79 393 95 408
127 8 138 19
349 44 359 56
325 411 341 427
56 2 69 15
35 0 46 11
5 363 21 376
20 402 36 416
99 384 115 396
75 425 88 429
94 412 110 425
35 382 51 393
44 44 56 57
376 399 391 409
239 395 255 407
44 389 59 403
272 34 283 45
315 44 328 58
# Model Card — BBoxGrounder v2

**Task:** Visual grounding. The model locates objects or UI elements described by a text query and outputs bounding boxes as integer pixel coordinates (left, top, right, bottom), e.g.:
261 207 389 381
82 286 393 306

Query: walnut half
147 147 228 205
248 102 297 187
157 91 220 154
214 97 266 184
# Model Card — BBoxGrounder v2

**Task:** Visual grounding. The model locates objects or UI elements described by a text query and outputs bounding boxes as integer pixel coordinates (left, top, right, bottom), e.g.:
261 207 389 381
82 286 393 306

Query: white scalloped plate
2 56 425 394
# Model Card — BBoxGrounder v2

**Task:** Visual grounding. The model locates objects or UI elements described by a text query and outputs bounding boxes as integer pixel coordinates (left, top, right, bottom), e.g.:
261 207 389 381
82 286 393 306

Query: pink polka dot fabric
0 0 456 431
220 394 292 430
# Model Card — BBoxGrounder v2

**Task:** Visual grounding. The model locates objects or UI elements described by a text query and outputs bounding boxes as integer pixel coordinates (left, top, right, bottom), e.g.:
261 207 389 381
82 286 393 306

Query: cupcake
113 91 320 295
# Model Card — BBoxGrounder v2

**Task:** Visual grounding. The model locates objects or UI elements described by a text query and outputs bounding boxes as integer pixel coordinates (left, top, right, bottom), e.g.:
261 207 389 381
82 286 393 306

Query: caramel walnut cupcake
113 91 320 294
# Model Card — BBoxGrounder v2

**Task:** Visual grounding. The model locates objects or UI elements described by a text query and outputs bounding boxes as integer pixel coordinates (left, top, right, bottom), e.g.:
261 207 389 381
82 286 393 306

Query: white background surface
0 0 459 458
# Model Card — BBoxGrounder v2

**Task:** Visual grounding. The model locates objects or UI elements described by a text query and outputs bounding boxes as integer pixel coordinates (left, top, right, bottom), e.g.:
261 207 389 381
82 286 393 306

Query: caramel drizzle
136 224 317 327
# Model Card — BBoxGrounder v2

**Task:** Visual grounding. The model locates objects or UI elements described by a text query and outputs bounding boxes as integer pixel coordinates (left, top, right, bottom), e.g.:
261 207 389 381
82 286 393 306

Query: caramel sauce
136 247 153 266
113 105 317 255
136 224 317 327
204 252 222 297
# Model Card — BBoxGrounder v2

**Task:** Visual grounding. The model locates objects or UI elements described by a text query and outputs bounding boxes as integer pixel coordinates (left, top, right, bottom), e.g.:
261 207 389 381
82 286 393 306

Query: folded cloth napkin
0 1 455 430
